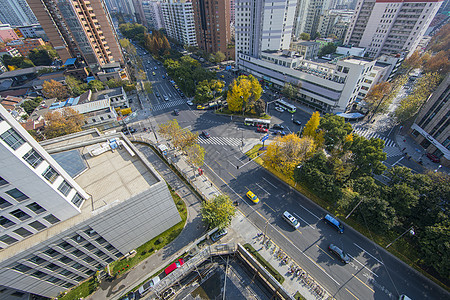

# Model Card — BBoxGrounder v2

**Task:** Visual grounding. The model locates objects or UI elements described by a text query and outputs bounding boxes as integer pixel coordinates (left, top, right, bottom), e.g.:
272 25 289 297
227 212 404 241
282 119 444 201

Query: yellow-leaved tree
43 107 84 139
42 79 70 100
226 75 262 113
263 134 315 176
303 111 324 148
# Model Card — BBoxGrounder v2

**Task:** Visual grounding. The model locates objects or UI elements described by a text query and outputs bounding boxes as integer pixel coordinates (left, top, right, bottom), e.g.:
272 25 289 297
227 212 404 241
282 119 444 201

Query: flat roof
1 129 161 260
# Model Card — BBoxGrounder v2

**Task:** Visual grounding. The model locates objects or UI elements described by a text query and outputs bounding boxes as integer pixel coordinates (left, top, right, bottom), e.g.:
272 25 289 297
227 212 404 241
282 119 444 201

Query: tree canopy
42 80 70 100
2 54 34 69
201 194 236 229
226 75 262 113
318 42 337 57
194 79 225 104
42 108 84 139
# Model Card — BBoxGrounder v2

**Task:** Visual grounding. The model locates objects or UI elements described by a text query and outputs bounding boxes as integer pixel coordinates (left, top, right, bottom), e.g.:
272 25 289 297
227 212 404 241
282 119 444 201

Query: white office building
0 105 181 298
344 0 443 58
294 0 335 37
238 51 387 112
143 0 166 30
161 0 197 46
235 0 297 59
0 0 38 27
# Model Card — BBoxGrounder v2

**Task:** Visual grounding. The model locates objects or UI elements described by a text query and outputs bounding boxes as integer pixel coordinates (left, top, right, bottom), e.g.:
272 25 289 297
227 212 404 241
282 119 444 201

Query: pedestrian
210 182 213 187
402 147 406 151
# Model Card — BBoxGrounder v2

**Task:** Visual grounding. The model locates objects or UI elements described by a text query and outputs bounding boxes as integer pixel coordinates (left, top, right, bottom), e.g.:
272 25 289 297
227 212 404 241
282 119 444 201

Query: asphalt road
129 46 448 300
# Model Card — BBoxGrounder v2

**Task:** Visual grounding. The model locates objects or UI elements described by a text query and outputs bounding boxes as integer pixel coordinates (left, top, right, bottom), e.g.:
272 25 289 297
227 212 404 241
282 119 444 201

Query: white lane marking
262 177 278 189
297 204 321 220
255 183 271 196
226 159 237 169
204 163 341 287
392 156 404 166
348 254 379 277
293 213 314 229
233 155 244 162
353 243 384 265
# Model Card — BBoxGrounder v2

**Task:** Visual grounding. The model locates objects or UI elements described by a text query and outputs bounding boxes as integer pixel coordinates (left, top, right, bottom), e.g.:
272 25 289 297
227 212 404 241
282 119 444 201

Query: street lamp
386 226 415 248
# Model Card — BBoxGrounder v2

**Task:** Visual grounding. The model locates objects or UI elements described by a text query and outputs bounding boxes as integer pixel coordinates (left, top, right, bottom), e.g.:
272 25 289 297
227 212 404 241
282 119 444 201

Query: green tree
28 49 53 66
363 81 392 113
143 81 152 94
87 80 104 92
318 114 353 156
282 83 296 100
357 197 397 232
318 42 337 57
185 143 205 172
20 97 43 115
2 54 34 69
194 79 225 103
299 33 310 40
418 220 450 278
214 51 226 63
253 98 266 116
226 75 262 113
201 194 236 229
65 76 86 96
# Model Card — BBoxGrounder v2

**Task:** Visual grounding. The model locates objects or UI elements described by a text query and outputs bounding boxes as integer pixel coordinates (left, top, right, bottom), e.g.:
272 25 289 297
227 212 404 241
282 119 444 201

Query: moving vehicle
246 190 260 203
186 100 194 106
399 295 412 300
121 127 136 134
152 72 156 76
244 118 271 129
173 109 180 116
323 214 344 233
197 105 207 110
138 277 161 296
155 91 160 98
211 229 228 242
272 124 285 130
273 130 286 136
256 125 268 133
328 244 350 264
154 66 157 70
282 211 300 229
202 130 210 138
164 95 169 101
275 99 297 113
293 119 302 126
275 106 285 113
164 258 184 275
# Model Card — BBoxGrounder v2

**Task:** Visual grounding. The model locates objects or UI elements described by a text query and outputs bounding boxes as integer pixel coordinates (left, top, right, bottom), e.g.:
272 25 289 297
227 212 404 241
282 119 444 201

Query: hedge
243 243 284 284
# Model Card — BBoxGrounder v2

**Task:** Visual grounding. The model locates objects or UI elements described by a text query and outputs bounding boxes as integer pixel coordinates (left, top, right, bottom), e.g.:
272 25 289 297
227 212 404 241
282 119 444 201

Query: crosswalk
151 99 186 111
352 127 396 147
352 126 402 157
198 136 243 147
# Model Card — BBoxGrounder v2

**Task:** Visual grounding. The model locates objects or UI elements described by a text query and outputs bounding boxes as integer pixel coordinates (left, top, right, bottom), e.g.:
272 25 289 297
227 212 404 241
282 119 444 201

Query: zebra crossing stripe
197 136 242 147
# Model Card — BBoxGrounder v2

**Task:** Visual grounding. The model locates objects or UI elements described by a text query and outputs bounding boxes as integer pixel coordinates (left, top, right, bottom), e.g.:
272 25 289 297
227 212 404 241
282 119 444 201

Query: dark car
272 124 285 130
273 130 286 136
328 244 350 264
121 127 136 134
155 91 160 98
211 229 228 242
173 109 180 116
426 153 440 163
202 130 210 138
293 119 302 126
179 92 185 98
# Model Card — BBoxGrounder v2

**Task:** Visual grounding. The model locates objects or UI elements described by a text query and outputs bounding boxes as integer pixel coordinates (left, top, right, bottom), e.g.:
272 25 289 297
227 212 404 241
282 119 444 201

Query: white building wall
161 0 197 46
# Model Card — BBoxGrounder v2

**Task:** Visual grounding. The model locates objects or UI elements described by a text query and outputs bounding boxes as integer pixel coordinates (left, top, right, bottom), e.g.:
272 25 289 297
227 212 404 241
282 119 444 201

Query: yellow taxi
197 105 207 110
246 190 259 204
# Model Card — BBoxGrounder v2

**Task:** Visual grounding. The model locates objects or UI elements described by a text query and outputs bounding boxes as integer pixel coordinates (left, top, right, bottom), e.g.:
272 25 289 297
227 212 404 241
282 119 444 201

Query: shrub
243 243 284 284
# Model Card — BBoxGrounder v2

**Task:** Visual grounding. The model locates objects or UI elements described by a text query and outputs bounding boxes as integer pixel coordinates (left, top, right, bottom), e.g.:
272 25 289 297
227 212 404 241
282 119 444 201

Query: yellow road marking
264 202 276 212
215 160 222 167
228 172 236 179
316 245 334 260
352 273 375 293
345 288 359 300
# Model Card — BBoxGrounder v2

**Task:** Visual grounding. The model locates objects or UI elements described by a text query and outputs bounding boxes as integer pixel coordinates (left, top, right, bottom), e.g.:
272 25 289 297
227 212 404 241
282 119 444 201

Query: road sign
261 134 269 142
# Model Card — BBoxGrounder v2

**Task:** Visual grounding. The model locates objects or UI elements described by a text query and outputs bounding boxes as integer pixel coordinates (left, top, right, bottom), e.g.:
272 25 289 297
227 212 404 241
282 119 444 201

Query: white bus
244 118 271 128
275 99 297 113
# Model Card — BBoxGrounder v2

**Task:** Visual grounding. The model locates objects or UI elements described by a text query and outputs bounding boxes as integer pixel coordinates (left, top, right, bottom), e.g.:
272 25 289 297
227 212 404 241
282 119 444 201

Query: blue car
273 130 286 136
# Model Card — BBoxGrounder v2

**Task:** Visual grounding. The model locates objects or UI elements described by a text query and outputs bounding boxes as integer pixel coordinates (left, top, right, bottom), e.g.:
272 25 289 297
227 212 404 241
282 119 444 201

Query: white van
399 295 412 300
282 211 300 229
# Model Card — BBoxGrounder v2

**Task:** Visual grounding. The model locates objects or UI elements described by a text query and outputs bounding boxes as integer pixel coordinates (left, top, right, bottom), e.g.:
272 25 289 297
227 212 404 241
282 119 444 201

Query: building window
26 202 46 214
59 241 72 250
0 234 18 245
13 227 33 237
44 248 59 257
46 276 61 284
12 264 32 273
0 197 12 209
45 263 59 271
0 216 15 228
58 180 72 196
10 209 31 221
83 256 94 263
71 193 84 207
0 128 25 150
72 234 85 243
6 188 29 202
28 256 46 265
29 220 47 231
44 214 60 224
23 149 44 168
42 166 59 183
31 271 46 278
59 256 72 264
0 176 8 186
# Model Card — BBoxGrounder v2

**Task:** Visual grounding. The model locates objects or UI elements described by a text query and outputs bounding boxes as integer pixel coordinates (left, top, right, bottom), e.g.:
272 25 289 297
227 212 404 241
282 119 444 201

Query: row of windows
0 214 60 245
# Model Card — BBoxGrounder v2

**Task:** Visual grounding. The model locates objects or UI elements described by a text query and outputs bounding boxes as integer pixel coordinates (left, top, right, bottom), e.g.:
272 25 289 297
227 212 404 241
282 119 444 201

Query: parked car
179 92 185 98
275 106 284 113
211 228 228 242
426 153 440 163
155 91 160 97
164 258 184 275
273 130 286 136
272 124 285 130
202 130 210 138
121 127 136 134
328 244 350 264
162 75 165 79
138 277 160 296
323 214 344 233
293 119 302 126
119 292 136 300
173 109 180 116
246 190 260 203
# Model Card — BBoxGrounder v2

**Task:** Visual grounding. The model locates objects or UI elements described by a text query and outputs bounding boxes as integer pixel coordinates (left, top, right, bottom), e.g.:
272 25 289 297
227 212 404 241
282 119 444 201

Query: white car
186 100 194 106
163 95 169 101
138 276 160 296
275 106 284 113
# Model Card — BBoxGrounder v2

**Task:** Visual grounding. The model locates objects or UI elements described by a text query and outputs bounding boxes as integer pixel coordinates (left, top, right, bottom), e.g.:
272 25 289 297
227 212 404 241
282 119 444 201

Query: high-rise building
235 0 297 59
161 0 197 46
192 0 234 59
294 0 334 38
142 0 166 30
344 0 443 58
317 9 353 40
0 0 38 27
0 106 181 298
410 73 450 166
28 0 124 68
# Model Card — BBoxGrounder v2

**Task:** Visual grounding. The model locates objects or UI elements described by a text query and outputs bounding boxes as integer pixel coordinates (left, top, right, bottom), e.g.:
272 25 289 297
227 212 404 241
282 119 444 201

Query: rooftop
1 129 161 260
